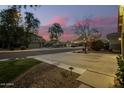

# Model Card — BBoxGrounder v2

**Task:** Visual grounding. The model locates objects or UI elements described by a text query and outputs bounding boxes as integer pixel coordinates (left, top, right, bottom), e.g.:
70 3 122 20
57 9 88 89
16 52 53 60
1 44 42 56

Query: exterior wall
108 37 121 52
29 42 42 49
109 39 121 52
28 34 44 49
107 32 121 53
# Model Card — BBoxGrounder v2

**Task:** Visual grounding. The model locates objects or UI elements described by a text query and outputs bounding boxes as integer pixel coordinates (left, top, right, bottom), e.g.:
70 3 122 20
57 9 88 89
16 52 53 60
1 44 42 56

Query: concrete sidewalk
28 52 117 88
0 48 44 53
77 70 115 88
0 47 81 53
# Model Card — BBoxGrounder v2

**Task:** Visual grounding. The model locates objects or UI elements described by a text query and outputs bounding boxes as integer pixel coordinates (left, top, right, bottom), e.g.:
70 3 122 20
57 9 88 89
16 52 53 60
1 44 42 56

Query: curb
0 59 9 61
0 47 82 53
27 56 87 75
0 49 42 53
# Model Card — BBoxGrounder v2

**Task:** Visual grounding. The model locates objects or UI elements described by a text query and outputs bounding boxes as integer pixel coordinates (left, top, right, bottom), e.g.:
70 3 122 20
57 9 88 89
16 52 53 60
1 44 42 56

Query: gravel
13 62 82 88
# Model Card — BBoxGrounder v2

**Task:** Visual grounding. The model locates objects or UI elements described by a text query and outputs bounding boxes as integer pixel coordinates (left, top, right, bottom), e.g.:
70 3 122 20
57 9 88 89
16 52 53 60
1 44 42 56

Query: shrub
9 47 14 50
44 40 57 47
116 55 124 87
44 40 65 48
20 46 26 50
91 40 104 51
104 42 109 50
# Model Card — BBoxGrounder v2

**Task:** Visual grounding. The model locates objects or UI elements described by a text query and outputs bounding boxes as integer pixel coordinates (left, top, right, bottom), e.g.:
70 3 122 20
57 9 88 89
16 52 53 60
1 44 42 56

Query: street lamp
118 37 121 41
16 12 21 17
16 11 21 17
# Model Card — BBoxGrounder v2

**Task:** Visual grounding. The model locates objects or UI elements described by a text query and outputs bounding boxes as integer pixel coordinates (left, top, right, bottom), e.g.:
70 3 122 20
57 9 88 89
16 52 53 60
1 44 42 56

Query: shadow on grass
0 58 41 87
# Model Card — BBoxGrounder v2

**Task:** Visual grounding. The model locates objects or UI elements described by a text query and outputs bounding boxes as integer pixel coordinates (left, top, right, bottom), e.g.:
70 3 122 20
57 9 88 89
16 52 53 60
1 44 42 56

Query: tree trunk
84 42 87 54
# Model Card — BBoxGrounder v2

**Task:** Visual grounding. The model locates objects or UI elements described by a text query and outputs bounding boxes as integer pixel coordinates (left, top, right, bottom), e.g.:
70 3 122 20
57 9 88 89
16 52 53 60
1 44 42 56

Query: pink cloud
91 16 117 26
38 26 78 41
61 32 78 41
100 26 117 38
74 16 117 27
45 16 69 26
38 26 50 40
38 16 118 41
39 33 49 41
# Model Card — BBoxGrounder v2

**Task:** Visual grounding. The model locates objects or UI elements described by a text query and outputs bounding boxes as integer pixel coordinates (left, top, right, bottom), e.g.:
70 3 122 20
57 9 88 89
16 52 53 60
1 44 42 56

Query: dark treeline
0 6 42 50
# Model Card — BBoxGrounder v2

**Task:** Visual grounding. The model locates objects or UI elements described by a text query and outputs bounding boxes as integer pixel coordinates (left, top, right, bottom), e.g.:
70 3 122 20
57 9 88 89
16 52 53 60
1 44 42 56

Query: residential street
0 47 82 59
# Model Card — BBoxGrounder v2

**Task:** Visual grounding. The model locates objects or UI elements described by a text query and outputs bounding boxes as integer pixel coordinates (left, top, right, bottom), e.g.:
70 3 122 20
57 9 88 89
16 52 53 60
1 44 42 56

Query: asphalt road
0 47 82 59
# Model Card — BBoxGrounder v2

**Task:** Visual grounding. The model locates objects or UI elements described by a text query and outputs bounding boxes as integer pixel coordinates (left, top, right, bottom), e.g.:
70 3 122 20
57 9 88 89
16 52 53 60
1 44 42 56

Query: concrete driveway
29 52 117 75
28 52 118 87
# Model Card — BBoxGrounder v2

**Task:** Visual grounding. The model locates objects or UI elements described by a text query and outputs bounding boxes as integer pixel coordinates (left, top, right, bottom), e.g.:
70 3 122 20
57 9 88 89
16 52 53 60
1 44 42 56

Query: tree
74 18 101 53
24 12 40 48
91 40 104 51
0 7 22 49
48 23 64 41
0 6 41 49
11 5 41 10
116 55 124 87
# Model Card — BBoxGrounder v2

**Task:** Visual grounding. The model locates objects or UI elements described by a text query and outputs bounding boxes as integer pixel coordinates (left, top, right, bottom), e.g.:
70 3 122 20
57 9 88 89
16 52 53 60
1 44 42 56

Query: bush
44 40 65 48
20 46 26 50
116 55 124 87
9 47 14 50
44 40 57 47
104 42 109 50
91 40 104 51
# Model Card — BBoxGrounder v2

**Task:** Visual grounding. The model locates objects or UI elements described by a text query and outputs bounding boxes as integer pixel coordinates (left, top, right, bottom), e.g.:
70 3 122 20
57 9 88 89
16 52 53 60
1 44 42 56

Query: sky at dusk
0 5 118 41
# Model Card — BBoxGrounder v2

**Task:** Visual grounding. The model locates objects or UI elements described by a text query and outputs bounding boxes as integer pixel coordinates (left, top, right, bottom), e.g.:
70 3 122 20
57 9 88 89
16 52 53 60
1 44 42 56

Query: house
29 33 46 49
107 32 121 53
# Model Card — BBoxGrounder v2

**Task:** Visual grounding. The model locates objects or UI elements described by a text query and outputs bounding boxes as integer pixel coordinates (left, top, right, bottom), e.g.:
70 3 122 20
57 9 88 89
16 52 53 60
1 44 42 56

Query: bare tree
74 18 101 53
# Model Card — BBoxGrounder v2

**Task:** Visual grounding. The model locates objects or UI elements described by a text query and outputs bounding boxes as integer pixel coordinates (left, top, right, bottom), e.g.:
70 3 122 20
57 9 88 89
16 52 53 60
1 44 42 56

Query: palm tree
48 23 64 41
24 12 40 48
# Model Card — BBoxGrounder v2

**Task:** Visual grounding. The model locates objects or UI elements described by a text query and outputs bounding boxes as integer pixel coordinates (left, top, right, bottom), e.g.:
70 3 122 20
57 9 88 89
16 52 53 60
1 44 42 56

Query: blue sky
28 5 118 26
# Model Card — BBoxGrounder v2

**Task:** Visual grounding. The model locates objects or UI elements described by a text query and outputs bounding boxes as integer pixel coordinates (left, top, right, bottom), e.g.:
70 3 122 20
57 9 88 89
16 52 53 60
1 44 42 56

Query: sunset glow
0 5 118 41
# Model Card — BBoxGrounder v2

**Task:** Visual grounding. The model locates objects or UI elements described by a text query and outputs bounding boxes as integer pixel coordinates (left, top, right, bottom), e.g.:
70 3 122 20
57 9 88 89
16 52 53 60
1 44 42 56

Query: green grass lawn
0 58 41 85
